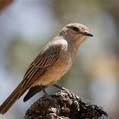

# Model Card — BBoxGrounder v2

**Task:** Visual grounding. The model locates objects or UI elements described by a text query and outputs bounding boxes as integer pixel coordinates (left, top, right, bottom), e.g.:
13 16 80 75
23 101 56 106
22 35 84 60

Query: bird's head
60 23 93 47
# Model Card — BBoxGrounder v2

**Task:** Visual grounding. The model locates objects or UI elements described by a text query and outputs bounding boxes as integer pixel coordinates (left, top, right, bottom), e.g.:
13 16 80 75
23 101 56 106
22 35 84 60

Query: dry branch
24 88 109 119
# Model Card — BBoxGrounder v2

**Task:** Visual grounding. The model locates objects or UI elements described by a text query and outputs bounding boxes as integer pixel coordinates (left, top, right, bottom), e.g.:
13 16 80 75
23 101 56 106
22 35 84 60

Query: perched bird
0 23 93 114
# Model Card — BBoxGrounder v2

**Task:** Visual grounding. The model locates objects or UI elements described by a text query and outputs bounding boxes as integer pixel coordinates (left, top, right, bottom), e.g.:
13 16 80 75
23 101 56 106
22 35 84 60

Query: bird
0 23 93 114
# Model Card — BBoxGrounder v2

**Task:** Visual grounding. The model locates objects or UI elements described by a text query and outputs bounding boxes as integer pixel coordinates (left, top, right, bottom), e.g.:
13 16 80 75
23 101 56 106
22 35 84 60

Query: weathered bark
24 88 108 119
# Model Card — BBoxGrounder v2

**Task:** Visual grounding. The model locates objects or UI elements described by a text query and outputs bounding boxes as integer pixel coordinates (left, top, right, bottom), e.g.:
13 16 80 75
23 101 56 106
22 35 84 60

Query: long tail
0 82 26 114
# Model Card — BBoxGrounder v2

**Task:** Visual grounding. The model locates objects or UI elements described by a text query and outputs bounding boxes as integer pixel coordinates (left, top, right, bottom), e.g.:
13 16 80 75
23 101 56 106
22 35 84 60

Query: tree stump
24 88 109 119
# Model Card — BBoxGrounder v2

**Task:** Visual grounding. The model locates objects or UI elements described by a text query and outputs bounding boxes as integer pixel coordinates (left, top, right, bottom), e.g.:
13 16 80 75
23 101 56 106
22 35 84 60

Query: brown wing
21 44 62 90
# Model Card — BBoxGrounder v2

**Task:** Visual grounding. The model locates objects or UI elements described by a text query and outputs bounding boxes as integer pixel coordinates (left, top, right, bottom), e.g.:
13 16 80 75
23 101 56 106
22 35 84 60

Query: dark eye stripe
67 26 79 32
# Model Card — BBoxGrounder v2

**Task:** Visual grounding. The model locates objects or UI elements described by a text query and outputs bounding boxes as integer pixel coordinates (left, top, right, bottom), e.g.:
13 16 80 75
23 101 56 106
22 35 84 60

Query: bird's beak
80 32 93 37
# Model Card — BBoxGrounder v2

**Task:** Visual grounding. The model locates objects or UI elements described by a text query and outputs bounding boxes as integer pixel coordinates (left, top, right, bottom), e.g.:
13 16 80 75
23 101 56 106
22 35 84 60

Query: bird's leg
42 87 53 100
42 88 48 96
53 84 64 90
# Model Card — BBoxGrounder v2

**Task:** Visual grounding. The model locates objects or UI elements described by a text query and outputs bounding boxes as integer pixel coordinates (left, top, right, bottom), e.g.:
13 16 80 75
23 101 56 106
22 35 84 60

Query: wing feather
21 44 62 90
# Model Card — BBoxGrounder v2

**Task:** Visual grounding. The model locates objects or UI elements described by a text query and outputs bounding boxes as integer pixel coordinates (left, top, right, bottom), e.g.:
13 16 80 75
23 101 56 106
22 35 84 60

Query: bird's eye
67 26 79 32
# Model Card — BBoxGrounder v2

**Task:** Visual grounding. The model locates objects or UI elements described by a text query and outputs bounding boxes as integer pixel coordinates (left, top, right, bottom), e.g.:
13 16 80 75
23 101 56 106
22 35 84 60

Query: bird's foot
42 89 53 100
53 84 65 90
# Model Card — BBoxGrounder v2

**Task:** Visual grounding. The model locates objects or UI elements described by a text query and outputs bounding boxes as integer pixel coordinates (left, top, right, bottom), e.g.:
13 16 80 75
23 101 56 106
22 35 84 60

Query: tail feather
0 84 26 114
23 86 45 102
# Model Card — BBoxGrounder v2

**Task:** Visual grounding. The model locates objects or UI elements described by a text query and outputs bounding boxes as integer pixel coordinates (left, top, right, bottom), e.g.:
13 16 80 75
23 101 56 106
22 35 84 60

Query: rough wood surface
24 88 109 119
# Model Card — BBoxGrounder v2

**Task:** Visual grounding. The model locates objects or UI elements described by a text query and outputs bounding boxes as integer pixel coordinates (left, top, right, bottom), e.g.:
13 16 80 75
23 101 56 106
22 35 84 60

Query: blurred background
0 0 119 118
